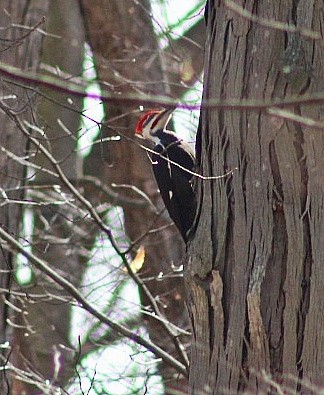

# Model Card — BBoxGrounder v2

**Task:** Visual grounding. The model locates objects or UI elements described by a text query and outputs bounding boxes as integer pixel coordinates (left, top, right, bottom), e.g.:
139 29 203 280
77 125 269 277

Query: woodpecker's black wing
152 131 196 242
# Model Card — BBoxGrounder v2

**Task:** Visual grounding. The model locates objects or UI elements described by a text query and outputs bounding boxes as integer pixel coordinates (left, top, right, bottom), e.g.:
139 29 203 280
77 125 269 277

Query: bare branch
0 224 188 377
1 104 190 375
224 0 321 40
4 61 324 111
267 108 324 129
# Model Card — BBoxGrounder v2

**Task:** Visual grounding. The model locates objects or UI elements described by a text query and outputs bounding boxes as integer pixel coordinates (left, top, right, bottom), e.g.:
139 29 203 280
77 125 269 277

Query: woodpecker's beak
154 108 174 130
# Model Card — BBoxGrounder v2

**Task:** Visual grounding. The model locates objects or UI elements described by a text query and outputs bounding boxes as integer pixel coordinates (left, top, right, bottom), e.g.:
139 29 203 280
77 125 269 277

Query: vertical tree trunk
81 1 190 392
0 2 86 394
0 1 49 393
187 1 324 394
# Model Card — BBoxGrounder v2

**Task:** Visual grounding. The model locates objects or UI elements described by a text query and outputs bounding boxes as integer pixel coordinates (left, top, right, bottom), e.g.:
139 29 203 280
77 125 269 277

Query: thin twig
0 225 188 377
81 176 149 208
131 133 237 180
267 108 324 129
4 61 324 111
1 105 190 375
0 17 46 53
223 0 321 40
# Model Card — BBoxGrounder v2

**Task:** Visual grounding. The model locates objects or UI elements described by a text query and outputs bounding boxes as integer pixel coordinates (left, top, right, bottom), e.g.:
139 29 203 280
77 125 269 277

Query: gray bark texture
187 1 324 394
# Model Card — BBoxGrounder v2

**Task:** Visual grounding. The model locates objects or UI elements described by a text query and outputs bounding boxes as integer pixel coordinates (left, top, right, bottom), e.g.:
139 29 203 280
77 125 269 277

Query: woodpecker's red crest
135 109 173 141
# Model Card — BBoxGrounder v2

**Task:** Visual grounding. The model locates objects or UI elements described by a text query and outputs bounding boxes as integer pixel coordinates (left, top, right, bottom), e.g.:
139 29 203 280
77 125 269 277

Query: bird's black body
135 108 196 242
152 129 196 242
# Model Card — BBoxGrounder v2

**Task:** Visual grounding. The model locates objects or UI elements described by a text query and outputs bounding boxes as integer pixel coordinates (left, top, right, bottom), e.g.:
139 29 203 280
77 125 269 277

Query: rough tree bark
187 1 324 394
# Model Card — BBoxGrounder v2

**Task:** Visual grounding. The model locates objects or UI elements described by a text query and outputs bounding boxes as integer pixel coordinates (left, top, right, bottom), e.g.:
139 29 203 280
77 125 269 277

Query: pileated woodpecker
135 108 196 242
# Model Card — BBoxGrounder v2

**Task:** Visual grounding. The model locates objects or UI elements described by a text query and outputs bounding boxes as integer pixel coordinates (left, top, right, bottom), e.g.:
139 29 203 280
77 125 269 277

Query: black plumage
135 109 196 242
151 130 196 242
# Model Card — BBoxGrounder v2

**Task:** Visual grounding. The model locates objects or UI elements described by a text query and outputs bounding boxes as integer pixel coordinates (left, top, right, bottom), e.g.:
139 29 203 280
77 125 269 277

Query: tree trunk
0 1 50 393
187 1 324 394
0 2 85 394
81 1 193 392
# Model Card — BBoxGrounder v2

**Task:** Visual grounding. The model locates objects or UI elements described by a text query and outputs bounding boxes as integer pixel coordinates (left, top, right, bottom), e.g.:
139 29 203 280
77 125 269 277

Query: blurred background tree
0 1 204 394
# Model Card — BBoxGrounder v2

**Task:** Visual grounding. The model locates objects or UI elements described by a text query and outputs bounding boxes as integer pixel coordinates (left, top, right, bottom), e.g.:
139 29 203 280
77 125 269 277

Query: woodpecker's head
135 108 173 142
